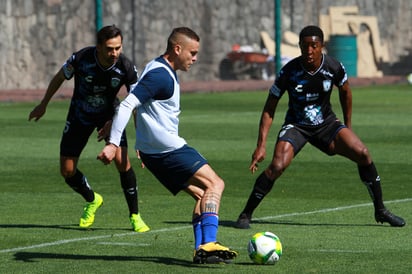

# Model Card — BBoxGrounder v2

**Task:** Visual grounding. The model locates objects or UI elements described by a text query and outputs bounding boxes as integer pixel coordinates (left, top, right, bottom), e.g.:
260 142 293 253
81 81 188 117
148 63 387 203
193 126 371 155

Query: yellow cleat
194 242 238 264
129 213 150 232
79 193 103 228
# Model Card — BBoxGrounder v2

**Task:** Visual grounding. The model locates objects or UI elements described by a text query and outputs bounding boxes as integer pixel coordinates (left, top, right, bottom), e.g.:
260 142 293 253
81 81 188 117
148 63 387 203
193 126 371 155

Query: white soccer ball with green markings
407 73 412 84
248 231 282 265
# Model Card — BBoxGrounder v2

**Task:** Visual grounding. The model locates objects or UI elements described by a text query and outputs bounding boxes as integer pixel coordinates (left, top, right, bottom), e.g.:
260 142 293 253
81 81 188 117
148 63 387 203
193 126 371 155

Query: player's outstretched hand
249 146 266 173
28 104 46 122
97 144 118 165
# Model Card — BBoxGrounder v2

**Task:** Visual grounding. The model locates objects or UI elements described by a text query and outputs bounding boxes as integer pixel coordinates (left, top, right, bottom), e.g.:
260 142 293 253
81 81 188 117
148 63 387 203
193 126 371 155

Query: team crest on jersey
62 63 74 79
111 77 121 88
322 80 332 92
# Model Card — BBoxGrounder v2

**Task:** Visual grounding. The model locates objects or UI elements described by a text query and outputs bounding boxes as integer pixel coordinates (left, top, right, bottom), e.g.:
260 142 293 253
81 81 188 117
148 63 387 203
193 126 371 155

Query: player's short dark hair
166 27 200 51
97 25 123 45
299 25 324 43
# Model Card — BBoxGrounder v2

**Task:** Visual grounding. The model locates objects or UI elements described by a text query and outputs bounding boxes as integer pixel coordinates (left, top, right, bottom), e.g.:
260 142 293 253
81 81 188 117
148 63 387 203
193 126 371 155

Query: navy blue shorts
278 118 346 155
139 145 208 195
60 117 128 157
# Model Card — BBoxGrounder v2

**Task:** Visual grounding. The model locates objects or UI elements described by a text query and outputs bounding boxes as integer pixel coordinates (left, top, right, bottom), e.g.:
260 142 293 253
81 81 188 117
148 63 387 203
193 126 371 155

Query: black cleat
193 254 232 264
234 213 251 229
375 208 406 227
193 242 238 264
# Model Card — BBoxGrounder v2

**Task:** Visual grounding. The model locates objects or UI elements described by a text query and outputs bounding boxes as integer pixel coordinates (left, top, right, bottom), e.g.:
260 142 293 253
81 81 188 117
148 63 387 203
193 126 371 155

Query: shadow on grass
0 224 132 231
1 219 382 232
13 251 217 268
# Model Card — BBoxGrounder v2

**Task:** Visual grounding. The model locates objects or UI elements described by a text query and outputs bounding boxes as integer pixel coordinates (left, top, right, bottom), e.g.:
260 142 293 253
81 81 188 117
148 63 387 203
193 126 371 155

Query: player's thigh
272 141 295 166
273 124 306 171
277 124 307 156
188 164 225 193
59 120 94 176
60 119 94 157
332 128 371 163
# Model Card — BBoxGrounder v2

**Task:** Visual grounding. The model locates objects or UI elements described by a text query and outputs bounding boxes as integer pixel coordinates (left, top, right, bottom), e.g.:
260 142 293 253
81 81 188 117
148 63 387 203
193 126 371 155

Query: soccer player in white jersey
235 25 405 229
98 27 238 264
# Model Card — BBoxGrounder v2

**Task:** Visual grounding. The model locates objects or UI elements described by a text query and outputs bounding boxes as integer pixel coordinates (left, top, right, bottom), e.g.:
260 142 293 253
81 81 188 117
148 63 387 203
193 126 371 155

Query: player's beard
109 55 118 65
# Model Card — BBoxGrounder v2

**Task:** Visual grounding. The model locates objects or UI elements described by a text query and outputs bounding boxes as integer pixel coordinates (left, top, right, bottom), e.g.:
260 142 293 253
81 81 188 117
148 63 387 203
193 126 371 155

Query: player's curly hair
299 25 324 43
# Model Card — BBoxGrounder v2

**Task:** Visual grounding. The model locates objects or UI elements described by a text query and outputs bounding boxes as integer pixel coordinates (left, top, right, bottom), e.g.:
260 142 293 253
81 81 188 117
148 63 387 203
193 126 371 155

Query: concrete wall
1 0 411 90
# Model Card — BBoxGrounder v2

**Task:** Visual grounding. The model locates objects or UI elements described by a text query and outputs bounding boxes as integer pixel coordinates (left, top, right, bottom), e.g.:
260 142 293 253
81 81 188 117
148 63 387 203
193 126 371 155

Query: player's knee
116 164 129 172
357 146 372 165
203 175 225 195
212 177 225 193
60 168 75 179
268 162 287 179
64 169 84 189
112 146 131 171
114 157 131 172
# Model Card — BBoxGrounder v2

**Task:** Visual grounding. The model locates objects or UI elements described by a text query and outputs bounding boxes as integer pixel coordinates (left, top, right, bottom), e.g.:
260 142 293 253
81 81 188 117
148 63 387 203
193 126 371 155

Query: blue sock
201 212 219 244
192 216 202 250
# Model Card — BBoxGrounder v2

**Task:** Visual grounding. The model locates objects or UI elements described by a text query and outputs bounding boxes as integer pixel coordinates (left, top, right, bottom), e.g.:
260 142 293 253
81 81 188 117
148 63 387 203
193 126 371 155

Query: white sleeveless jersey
134 59 186 154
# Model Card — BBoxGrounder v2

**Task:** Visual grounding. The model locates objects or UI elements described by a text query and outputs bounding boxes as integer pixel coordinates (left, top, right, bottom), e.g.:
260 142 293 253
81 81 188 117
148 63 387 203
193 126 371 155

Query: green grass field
1 84 412 273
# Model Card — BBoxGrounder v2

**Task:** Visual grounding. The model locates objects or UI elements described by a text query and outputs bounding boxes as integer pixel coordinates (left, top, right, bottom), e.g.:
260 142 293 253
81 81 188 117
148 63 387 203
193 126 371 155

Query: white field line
96 242 151 247
253 198 410 221
1 198 410 254
308 249 370 253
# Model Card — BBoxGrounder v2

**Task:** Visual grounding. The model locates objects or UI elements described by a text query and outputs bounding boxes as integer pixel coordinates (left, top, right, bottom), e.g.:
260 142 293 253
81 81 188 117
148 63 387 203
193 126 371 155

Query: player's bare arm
249 94 279 173
338 81 353 129
28 68 66 121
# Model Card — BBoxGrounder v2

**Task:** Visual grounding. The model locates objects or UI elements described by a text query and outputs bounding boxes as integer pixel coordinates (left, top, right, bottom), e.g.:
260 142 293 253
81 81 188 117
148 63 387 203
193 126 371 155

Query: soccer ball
407 73 412 85
248 231 282 265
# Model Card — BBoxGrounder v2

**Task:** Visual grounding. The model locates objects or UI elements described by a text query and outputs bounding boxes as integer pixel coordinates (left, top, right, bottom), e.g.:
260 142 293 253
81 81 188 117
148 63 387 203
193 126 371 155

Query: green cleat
129 213 150 232
79 193 103 228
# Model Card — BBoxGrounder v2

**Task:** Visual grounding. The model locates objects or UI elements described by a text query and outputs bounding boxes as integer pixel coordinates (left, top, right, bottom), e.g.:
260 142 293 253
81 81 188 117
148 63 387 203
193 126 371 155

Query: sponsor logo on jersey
85 75 93 82
93 86 106 93
113 67 125 75
295 84 303 93
306 93 319 101
320 69 333 78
